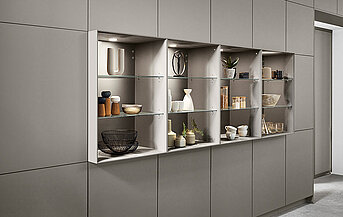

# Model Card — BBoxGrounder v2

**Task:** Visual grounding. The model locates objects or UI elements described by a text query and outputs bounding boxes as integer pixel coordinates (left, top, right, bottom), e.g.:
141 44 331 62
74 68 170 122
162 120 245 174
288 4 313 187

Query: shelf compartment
97 147 162 163
98 74 164 79
221 106 258 111
168 76 217 80
262 104 292 109
168 109 217 114
98 111 164 119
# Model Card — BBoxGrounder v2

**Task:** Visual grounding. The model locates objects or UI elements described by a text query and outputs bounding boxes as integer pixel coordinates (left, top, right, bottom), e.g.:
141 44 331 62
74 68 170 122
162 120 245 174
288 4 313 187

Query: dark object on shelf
239 72 250 79
101 91 111 98
272 70 283 79
98 97 106 104
172 50 186 76
100 129 138 155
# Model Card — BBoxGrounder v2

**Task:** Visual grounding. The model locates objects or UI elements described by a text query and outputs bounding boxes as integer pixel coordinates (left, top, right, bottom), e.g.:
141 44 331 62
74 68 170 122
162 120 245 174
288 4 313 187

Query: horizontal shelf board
98 111 164 119
221 78 259 81
98 74 164 79
261 132 294 139
220 134 260 145
168 109 217 114
221 106 258 111
167 141 217 153
262 104 292 109
97 146 162 163
168 76 217 80
262 78 293 81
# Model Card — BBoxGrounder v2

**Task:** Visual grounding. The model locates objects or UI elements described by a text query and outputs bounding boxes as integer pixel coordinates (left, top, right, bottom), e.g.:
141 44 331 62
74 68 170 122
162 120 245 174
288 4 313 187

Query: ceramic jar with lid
175 135 186 148
186 131 195 145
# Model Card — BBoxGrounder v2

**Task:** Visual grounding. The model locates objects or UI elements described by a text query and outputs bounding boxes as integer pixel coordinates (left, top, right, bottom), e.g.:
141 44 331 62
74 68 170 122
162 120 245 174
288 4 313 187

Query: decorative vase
225 68 236 79
168 119 176 147
168 89 172 112
107 48 125 75
186 131 196 145
183 89 194 111
175 135 186 148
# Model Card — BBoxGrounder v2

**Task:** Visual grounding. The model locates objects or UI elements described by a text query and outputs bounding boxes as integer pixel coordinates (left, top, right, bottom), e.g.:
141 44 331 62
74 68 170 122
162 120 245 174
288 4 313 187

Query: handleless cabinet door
89 0 157 37
295 55 314 130
287 2 314 56
159 0 210 43
212 142 252 217
289 0 314 7
0 0 87 31
315 0 337 14
339 0 343 15
0 163 87 217
159 149 210 217
211 0 252 48
89 157 157 217
286 130 314 205
253 0 286 51
253 137 286 216
0 23 87 174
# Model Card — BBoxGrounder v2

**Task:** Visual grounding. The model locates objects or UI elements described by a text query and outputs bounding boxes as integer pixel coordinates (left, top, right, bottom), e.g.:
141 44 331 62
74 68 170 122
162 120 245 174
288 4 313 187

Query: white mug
171 101 179 112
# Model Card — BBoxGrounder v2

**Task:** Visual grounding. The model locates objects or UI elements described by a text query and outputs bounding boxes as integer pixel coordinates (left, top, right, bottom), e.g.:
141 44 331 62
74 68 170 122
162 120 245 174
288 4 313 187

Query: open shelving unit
87 31 295 164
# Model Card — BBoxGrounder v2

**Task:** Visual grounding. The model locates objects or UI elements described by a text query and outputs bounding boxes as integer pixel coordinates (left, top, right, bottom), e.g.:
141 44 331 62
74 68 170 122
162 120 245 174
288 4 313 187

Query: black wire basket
99 129 138 155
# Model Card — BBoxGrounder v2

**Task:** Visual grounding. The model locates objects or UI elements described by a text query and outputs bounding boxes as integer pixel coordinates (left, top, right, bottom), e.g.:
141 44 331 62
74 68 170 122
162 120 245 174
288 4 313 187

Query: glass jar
220 86 229 109
240 96 246 108
232 97 240 109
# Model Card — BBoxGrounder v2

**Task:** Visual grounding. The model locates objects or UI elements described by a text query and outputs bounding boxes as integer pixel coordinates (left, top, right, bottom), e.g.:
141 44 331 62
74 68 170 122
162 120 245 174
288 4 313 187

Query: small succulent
221 56 239 69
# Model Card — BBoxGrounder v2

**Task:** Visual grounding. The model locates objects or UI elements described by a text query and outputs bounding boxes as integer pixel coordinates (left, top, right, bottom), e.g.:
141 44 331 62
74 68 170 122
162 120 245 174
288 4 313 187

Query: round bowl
122 104 142 114
262 94 281 107
101 91 111 98
100 129 138 155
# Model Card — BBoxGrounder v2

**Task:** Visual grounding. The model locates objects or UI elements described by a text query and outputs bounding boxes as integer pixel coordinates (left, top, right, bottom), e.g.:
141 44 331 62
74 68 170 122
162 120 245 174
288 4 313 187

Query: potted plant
182 119 204 145
222 56 239 79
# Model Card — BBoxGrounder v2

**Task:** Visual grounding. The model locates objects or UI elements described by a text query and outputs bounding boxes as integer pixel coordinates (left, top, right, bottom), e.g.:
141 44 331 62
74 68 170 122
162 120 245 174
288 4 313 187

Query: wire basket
99 130 138 155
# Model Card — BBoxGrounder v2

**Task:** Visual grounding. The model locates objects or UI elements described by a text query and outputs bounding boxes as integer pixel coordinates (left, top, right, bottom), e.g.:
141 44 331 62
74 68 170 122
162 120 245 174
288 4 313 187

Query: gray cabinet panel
339 0 343 15
211 0 252 47
0 0 87 31
253 0 286 51
295 55 314 130
253 137 285 216
289 0 314 7
90 0 157 37
89 157 157 217
315 29 332 175
212 142 252 217
0 23 87 174
286 130 314 205
159 149 210 217
0 163 87 217
287 2 314 55
159 0 210 43
315 0 337 14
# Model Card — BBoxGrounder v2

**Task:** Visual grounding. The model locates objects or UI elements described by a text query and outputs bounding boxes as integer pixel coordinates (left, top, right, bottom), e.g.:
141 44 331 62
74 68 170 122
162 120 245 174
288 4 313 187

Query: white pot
183 89 194 111
225 68 236 79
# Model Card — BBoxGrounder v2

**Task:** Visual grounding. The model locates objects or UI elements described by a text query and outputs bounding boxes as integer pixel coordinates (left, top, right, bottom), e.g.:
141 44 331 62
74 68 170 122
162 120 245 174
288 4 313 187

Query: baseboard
315 171 331 178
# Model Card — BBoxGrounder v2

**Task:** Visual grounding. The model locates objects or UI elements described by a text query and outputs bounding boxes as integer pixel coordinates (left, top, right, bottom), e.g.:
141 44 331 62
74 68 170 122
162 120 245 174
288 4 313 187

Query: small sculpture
172 50 186 76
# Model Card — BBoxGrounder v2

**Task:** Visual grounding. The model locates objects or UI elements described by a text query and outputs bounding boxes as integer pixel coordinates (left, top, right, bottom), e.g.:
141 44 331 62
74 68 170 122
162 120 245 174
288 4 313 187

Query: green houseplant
221 56 239 79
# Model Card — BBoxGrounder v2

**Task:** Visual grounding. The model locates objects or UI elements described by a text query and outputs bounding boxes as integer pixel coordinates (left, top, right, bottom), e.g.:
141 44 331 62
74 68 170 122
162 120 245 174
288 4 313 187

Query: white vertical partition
332 29 343 175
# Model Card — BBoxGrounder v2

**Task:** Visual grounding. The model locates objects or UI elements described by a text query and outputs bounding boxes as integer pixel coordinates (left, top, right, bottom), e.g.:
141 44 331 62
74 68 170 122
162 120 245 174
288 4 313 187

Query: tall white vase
168 89 172 112
107 48 125 75
183 89 194 111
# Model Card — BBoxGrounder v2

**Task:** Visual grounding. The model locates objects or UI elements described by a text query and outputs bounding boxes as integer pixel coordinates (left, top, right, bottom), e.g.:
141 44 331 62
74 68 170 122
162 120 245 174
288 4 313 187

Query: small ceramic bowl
262 94 281 107
122 104 142 114
101 91 111 98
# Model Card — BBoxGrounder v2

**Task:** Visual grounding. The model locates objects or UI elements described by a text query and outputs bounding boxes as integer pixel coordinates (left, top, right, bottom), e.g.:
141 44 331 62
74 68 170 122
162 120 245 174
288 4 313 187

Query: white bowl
262 94 281 107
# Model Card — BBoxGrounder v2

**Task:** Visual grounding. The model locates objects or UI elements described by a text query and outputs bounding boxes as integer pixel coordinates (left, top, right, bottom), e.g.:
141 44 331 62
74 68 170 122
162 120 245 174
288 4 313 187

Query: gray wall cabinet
0 23 87 174
288 0 314 7
339 0 343 15
253 0 286 51
159 0 210 43
89 0 157 37
315 29 332 175
212 142 252 217
159 149 210 217
0 0 87 31
253 137 286 216
294 55 314 131
286 130 314 205
315 0 338 14
89 157 157 217
211 0 252 48
0 163 87 217
287 2 314 56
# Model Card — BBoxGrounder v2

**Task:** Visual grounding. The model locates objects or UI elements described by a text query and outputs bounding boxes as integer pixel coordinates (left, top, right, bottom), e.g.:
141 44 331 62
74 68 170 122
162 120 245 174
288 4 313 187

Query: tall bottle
168 119 176 148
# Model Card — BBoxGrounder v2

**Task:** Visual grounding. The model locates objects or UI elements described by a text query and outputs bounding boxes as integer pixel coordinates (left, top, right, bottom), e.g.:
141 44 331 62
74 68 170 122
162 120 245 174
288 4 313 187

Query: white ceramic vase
183 89 194 111
107 48 125 75
168 119 176 147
